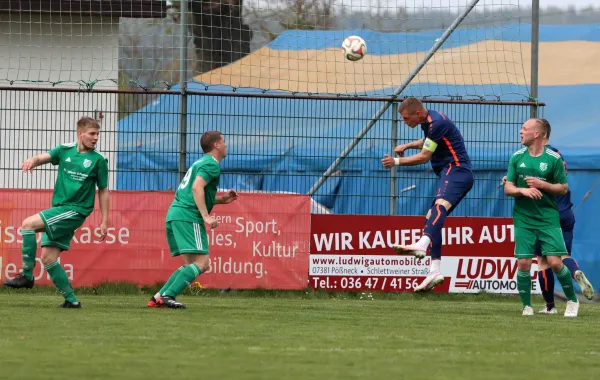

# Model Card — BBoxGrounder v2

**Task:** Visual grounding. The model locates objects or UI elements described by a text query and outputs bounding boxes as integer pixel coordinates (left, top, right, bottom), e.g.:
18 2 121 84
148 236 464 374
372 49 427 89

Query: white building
0 0 166 189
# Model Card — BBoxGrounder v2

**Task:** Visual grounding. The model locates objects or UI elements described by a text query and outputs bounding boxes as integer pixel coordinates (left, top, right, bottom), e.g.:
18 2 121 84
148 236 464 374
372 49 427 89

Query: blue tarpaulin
117 24 600 291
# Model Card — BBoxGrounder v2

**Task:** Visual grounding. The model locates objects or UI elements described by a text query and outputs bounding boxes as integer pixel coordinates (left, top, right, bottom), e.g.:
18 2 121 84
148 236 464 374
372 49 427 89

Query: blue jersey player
382 97 474 292
502 118 594 311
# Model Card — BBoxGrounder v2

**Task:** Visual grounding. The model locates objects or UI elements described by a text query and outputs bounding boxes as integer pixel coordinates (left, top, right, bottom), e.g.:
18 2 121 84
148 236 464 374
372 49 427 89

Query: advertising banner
0 190 311 289
310 214 540 294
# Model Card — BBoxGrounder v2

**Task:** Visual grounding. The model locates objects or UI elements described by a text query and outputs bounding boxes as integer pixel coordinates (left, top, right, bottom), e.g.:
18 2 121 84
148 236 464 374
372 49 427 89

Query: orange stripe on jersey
427 115 433 123
541 270 549 291
439 112 447 120
442 137 460 167
432 204 442 226
446 164 452 175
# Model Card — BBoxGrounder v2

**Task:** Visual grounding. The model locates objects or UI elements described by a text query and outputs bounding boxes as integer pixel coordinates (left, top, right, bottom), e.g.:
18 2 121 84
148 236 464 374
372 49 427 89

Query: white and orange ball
341 35 367 61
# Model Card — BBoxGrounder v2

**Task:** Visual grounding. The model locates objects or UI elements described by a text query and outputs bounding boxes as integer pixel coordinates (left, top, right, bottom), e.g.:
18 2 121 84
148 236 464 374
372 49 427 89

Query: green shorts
514 227 568 259
39 206 87 251
166 220 209 256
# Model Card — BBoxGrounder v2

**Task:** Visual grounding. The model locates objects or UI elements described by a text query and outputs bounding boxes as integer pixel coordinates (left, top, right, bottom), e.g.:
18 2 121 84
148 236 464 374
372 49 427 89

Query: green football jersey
506 147 567 229
48 142 109 216
166 155 221 223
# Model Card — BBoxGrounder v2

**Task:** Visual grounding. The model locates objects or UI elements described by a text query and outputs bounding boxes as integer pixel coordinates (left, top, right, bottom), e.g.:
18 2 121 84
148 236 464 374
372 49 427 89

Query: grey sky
418 0 598 8
248 0 598 16
540 0 597 7
251 0 599 11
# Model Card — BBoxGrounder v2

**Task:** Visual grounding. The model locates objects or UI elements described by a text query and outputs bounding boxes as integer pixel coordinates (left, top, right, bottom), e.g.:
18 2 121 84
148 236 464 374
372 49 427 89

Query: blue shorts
534 209 575 256
432 165 474 214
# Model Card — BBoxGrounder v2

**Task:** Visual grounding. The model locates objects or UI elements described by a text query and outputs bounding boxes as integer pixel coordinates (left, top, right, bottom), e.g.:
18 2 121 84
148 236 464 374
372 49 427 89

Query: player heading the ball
382 97 474 292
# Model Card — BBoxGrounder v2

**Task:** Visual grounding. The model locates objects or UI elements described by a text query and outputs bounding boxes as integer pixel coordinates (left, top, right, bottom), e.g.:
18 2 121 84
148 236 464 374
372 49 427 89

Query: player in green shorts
148 130 237 309
504 118 579 317
3 117 110 308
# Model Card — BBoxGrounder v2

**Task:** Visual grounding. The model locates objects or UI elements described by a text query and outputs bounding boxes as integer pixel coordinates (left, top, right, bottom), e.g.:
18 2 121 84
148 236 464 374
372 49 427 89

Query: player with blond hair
502 118 593 313
4 117 110 308
504 118 581 316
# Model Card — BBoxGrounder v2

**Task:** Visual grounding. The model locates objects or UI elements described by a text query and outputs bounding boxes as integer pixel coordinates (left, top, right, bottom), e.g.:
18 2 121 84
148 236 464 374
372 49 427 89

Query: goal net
0 0 531 99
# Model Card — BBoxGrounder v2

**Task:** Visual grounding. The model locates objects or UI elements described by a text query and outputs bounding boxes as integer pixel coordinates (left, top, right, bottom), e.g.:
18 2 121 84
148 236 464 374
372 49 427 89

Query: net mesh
0 0 530 99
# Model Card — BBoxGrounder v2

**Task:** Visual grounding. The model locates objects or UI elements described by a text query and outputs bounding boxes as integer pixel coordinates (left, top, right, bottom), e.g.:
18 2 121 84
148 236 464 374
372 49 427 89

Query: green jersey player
148 131 238 309
504 118 579 317
4 117 110 308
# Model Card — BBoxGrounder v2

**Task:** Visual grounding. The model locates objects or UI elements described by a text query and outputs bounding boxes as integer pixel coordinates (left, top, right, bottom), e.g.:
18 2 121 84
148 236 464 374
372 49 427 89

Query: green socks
21 230 37 280
517 269 532 308
164 264 202 297
555 265 578 302
45 261 78 303
158 266 185 296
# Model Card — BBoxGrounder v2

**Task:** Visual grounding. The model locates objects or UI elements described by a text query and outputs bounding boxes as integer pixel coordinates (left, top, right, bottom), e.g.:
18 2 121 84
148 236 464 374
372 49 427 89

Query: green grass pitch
0 289 599 380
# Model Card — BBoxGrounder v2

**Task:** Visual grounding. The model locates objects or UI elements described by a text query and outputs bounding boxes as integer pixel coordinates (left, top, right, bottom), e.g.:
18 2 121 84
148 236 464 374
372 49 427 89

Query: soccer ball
341 36 367 61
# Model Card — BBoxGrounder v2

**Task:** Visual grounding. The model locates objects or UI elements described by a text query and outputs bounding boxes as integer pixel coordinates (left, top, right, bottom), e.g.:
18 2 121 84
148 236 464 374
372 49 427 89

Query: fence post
390 102 398 215
530 0 540 119
178 0 189 181
307 0 481 196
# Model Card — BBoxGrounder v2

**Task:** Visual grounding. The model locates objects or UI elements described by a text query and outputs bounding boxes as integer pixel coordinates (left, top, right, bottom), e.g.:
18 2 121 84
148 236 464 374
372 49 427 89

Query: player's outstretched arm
505 181 543 200
381 148 432 168
95 157 110 242
21 153 52 173
192 176 218 229
524 155 568 196
524 178 568 196
97 187 110 242
394 138 425 156
216 190 238 205
504 181 522 197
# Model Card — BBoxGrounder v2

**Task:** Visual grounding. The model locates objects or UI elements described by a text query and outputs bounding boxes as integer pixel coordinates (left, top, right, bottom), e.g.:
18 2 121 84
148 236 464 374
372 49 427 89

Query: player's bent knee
537 256 549 271
198 260 210 273
40 248 61 266
183 253 210 272
517 258 532 271
546 256 563 271
181 254 195 266
22 214 45 231
40 256 55 266
191 255 210 272
434 199 453 211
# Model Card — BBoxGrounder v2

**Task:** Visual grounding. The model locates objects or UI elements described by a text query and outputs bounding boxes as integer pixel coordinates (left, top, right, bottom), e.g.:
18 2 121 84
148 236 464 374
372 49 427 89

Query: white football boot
392 244 426 259
414 273 444 292
564 300 579 317
522 306 534 316
574 270 594 300
538 307 557 314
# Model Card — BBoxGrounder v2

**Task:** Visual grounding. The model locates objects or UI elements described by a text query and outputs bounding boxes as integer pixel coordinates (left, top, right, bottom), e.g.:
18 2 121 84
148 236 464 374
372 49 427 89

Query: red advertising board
0 190 311 289
310 214 541 294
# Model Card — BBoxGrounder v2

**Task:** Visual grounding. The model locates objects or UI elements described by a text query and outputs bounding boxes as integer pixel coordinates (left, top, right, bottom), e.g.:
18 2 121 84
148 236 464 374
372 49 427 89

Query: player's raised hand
96 221 108 243
525 177 546 190
393 144 408 157
381 154 396 169
222 189 238 204
520 187 543 200
203 215 219 229
21 157 36 173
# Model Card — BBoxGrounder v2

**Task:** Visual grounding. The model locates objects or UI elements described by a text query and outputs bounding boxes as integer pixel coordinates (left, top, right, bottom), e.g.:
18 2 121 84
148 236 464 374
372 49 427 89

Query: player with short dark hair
148 131 238 309
382 97 474 292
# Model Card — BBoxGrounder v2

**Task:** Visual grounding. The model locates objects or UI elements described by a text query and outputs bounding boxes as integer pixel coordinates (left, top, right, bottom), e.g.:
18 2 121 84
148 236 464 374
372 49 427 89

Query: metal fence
0 88 542 217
